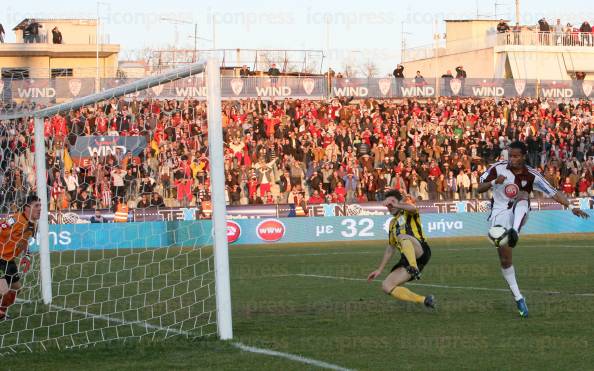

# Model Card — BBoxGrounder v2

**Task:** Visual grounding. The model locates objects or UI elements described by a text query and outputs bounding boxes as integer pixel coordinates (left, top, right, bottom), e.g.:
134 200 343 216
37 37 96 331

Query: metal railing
150 49 325 75
402 30 594 62
496 30 594 47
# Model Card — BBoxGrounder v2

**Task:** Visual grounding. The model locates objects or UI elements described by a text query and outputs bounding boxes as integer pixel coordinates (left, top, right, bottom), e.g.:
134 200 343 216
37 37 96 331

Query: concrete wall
49 54 119 78
1 54 118 78
1 55 51 78
446 20 500 43
118 66 148 78
402 48 494 79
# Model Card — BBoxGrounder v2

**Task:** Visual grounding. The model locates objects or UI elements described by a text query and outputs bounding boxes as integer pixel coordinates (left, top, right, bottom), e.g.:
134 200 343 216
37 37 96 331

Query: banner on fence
33 209 594 251
3 77 593 103
36 197 593 224
4 78 96 104
69 136 147 166
101 76 327 99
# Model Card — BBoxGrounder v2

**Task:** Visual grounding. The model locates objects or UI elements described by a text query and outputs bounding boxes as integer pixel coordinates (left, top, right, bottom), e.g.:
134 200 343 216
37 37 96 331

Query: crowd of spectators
0 95 593 213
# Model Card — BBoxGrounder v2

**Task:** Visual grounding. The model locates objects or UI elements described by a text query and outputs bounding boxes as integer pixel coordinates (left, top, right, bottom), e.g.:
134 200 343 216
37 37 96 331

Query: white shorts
489 208 529 231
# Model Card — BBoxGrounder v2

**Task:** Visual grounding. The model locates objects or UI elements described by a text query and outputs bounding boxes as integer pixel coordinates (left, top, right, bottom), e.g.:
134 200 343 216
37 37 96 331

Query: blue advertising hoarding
31 210 594 252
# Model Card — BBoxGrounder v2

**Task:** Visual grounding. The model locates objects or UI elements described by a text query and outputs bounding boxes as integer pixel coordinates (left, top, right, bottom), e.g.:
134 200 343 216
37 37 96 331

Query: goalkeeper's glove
20 255 32 273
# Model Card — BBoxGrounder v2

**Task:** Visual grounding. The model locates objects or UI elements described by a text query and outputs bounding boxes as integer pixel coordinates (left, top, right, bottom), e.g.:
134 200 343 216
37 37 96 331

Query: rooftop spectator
52 26 62 44
267 63 280 76
496 20 510 33
239 65 250 78
393 64 404 79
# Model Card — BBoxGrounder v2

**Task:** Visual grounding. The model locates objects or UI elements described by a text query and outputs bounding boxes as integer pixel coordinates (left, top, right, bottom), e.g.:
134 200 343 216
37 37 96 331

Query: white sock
512 200 529 231
501 266 523 301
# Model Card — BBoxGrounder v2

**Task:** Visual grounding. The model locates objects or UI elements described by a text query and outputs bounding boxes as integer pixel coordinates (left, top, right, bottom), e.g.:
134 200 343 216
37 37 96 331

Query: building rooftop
444 19 510 23
0 43 119 57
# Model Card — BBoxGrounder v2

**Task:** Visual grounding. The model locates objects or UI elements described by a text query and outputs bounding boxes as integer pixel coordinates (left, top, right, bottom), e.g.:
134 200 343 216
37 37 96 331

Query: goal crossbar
0 61 207 121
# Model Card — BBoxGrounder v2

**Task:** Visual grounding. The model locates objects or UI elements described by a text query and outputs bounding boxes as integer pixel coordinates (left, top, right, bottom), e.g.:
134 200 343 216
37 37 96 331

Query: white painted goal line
232 243 594 259
233 342 354 371
14 298 354 371
277 273 594 297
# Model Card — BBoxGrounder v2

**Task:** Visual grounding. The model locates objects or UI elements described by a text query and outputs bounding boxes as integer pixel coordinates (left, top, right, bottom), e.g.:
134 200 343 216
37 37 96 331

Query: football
488 225 509 247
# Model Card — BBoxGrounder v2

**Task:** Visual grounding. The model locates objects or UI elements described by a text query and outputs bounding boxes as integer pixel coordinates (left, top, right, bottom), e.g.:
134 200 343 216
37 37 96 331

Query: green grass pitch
5 234 594 370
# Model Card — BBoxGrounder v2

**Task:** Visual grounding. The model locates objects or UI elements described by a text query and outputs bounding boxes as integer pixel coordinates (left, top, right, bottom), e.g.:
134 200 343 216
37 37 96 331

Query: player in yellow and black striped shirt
367 190 435 308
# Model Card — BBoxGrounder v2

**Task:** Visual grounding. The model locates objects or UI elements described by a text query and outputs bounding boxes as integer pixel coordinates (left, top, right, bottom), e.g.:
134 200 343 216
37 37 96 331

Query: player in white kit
478 141 589 317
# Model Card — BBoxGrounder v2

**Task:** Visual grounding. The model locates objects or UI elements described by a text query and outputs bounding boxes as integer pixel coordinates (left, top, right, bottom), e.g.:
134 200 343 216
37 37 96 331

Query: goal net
0 60 231 353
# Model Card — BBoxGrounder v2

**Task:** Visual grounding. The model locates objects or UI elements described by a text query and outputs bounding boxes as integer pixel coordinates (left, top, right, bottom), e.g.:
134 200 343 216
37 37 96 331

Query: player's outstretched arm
367 245 395 282
552 192 590 219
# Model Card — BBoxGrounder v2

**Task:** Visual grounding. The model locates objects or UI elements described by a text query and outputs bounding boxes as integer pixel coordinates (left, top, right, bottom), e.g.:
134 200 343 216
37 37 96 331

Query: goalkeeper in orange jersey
0 195 41 319
367 190 435 308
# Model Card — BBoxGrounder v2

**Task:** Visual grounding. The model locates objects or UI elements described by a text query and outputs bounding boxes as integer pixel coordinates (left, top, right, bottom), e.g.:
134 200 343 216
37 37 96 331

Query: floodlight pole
434 20 440 96
515 0 520 25
96 2 99 93
194 24 197 63
207 57 233 340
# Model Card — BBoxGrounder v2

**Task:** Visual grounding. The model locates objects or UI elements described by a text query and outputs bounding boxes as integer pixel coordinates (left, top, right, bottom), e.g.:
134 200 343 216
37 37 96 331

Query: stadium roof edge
444 19 510 22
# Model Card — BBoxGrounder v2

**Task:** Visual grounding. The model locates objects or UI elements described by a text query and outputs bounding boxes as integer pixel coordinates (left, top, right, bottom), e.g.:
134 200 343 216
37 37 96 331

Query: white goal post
206 58 233 340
